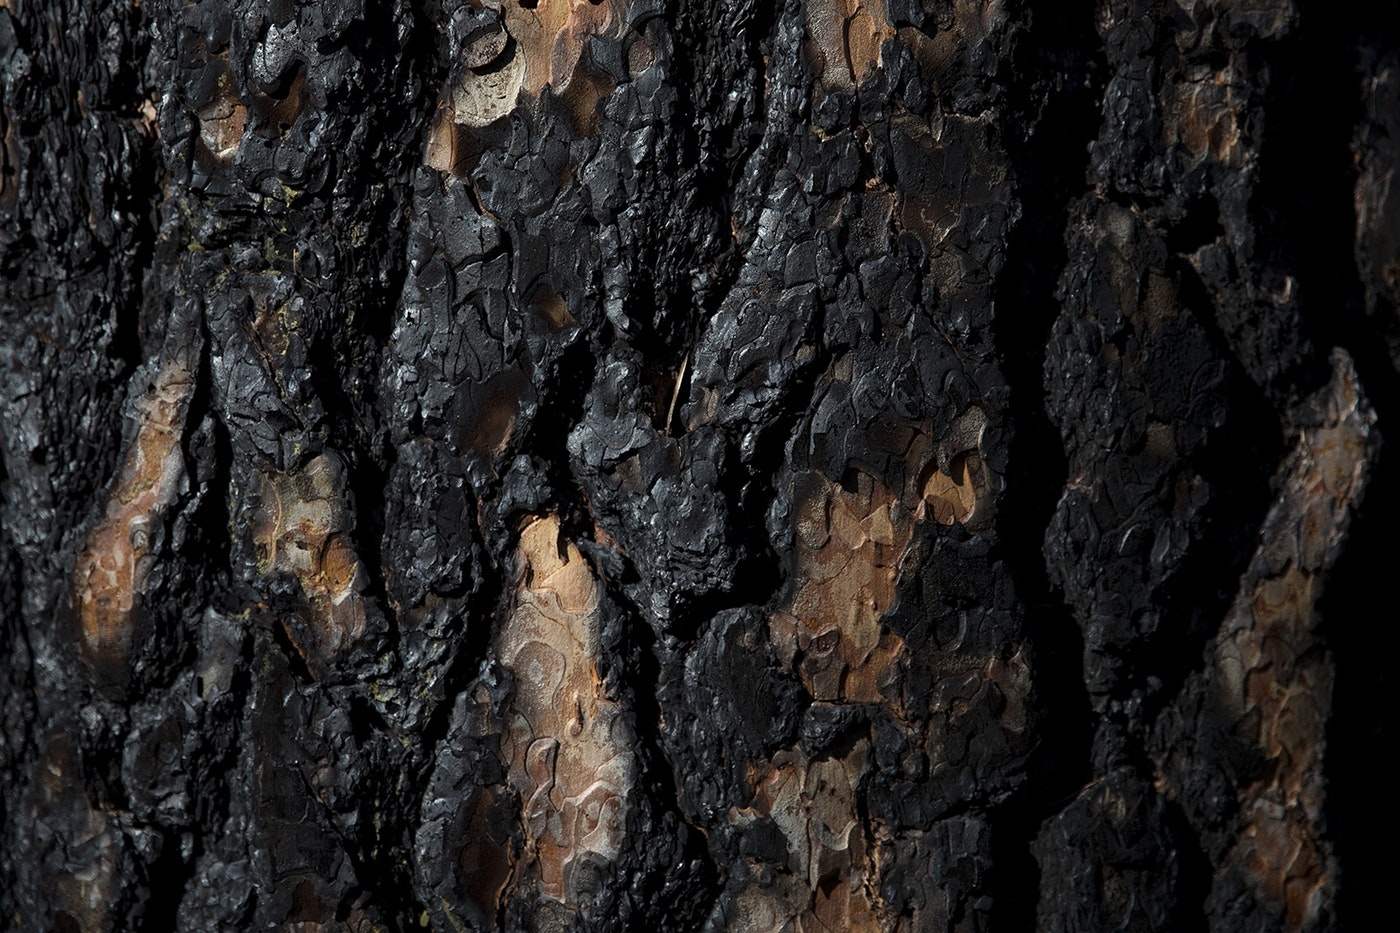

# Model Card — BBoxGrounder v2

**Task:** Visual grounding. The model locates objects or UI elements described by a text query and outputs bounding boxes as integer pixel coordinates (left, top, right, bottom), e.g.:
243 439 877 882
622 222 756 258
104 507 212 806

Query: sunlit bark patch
498 514 634 912
777 408 988 703
1150 351 1374 930
779 469 910 704
1208 352 1372 929
743 403 993 928
250 453 369 662
74 355 194 673
196 59 246 164
199 96 245 163
720 879 807 933
1166 66 1246 169
426 0 641 170
721 742 882 933
805 0 894 89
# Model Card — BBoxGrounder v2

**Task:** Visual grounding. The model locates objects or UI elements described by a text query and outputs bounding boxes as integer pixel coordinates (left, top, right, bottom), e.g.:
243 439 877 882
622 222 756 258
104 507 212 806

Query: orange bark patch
427 0 638 164
74 357 194 670
726 743 881 933
1166 68 1246 169
743 398 993 928
498 515 634 912
251 454 369 659
1204 353 1373 929
805 0 894 88
919 452 981 526
533 291 576 333
1232 800 1330 929
782 468 909 703
779 408 987 703
507 0 630 101
423 103 480 176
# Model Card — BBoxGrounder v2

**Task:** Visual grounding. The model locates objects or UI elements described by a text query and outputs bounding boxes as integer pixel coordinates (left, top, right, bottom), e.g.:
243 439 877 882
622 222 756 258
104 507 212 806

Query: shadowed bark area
1 0 1394 930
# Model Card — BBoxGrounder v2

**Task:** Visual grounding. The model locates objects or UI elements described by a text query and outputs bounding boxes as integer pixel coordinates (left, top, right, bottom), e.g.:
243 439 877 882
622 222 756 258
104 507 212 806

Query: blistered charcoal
1 0 1395 930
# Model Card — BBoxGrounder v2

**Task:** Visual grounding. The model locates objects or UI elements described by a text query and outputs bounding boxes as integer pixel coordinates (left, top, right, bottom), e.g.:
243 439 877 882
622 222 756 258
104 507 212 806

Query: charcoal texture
1 0 1395 930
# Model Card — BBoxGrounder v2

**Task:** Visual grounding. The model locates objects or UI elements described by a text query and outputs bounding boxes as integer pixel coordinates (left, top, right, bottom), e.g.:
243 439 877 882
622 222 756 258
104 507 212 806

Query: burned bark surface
1 0 1395 930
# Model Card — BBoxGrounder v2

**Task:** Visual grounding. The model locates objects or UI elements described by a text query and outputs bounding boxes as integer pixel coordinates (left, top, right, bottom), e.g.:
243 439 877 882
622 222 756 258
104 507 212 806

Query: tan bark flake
805 0 894 88
197 64 246 163
250 454 369 659
779 409 987 703
1166 67 1246 169
498 515 634 912
427 0 639 161
74 356 194 669
1201 352 1373 930
746 398 993 928
724 743 880 933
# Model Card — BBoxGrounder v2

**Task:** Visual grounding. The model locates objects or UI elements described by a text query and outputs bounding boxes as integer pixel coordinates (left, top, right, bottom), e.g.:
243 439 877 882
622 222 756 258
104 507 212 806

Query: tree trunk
1 0 1395 930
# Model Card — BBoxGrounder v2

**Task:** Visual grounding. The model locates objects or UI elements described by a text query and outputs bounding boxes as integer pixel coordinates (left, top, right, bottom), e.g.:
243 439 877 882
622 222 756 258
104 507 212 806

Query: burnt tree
1 0 1396 930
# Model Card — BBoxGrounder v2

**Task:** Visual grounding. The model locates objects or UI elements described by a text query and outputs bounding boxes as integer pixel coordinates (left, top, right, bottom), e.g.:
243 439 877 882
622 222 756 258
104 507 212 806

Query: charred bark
1 0 1394 930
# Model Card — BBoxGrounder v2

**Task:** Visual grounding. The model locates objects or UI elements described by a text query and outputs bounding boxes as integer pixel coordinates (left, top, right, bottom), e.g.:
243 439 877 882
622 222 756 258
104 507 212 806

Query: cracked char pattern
1 0 1396 930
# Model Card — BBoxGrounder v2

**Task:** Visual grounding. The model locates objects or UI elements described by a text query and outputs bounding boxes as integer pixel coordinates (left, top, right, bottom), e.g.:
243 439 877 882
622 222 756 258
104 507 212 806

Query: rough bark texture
1 0 1395 930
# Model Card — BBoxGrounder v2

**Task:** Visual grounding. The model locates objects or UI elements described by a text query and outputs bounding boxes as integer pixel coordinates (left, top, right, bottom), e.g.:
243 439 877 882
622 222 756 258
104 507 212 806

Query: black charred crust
2 0 1395 929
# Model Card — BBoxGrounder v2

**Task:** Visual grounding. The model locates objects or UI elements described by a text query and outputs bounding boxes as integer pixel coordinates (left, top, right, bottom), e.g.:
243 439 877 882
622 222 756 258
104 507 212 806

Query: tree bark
1 0 1395 930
